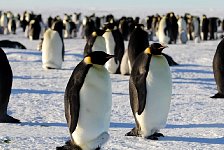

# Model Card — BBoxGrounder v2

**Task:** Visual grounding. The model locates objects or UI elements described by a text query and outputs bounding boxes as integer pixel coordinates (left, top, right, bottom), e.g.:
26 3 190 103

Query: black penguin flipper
129 53 151 115
64 61 91 133
162 53 179 66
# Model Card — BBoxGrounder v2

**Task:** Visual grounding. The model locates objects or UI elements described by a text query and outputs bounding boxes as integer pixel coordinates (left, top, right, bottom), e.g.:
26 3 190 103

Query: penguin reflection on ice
126 43 172 140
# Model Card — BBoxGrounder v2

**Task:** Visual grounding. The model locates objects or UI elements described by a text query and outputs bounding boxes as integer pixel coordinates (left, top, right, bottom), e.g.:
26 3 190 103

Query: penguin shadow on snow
161 136 224 145
172 64 215 86
162 123 224 144
172 64 213 74
12 88 64 95
110 122 135 128
20 122 67 127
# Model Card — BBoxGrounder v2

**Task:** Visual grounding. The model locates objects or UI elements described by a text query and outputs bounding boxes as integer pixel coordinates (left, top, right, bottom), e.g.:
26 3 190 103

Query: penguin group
1 9 224 150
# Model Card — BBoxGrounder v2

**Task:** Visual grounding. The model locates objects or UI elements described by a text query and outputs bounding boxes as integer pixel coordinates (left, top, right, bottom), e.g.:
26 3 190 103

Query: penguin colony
0 10 224 150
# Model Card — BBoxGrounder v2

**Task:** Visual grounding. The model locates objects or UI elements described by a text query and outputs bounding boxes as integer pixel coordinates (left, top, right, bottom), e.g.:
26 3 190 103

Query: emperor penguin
128 24 149 68
177 17 188 44
83 29 106 56
57 51 114 150
41 20 64 69
0 48 20 123
211 38 224 98
157 16 170 44
103 22 125 74
126 43 172 140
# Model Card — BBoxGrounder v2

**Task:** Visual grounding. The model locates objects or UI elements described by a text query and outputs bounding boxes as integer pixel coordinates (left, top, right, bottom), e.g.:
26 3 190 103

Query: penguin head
92 29 105 37
84 51 114 65
145 43 168 55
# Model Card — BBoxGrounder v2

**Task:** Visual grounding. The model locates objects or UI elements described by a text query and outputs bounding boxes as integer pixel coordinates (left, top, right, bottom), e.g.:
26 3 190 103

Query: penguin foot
145 132 164 140
0 115 20 123
210 93 224 98
153 132 164 137
46 66 56 69
125 127 141 137
56 141 82 150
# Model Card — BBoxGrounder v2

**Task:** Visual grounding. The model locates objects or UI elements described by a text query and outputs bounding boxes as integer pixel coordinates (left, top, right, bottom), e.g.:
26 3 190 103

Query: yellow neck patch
84 56 92 64
144 47 151 54
92 32 97 37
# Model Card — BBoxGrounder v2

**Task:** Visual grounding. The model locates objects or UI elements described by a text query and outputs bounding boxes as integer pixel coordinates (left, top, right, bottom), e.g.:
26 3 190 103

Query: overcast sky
1 0 223 10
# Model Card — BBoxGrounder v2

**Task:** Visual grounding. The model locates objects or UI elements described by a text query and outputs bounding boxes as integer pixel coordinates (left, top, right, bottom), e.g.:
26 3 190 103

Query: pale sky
0 0 223 10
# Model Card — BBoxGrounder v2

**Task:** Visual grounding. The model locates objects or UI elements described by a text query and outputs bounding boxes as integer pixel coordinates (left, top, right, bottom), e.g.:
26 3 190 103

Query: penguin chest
136 56 172 136
72 66 112 145
103 32 119 73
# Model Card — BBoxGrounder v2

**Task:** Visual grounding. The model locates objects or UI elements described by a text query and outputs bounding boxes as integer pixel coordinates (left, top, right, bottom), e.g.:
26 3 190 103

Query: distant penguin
126 43 172 139
128 24 149 68
201 15 209 41
28 17 41 40
42 20 64 69
0 48 20 123
103 22 125 74
83 29 106 56
211 38 224 98
81 16 95 40
57 51 114 150
0 12 8 35
177 17 188 44
157 16 170 44
192 16 200 43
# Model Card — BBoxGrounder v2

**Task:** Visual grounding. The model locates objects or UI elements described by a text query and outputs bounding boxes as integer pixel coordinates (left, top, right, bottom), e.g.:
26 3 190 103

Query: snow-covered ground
0 9 224 150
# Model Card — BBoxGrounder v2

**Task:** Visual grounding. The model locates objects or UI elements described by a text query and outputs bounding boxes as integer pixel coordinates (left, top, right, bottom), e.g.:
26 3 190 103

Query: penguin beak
159 45 168 50
106 55 115 60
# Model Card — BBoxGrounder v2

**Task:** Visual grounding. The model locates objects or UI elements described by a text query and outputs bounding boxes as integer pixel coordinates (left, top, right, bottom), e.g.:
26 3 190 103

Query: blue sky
0 0 223 10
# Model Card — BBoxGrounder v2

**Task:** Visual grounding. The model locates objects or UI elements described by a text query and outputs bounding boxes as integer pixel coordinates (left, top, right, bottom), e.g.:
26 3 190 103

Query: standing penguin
0 48 20 123
57 51 114 150
103 22 125 74
157 16 170 44
41 20 64 69
128 24 149 68
126 43 172 139
211 38 224 98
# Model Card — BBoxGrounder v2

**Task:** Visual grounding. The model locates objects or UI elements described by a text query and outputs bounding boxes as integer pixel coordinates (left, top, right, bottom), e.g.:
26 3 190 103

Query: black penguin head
84 51 114 65
144 43 168 55
92 29 105 37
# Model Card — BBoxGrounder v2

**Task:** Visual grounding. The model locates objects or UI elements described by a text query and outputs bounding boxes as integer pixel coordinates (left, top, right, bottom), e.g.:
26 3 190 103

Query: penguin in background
211 38 224 98
103 22 125 74
126 43 172 140
177 16 188 44
0 48 20 123
157 15 170 44
57 51 114 150
0 12 9 35
83 29 106 56
201 15 209 41
128 24 149 68
41 20 64 69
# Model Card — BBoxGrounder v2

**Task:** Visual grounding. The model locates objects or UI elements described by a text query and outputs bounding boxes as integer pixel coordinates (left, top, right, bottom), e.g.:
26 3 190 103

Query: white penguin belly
42 29 63 69
103 31 119 73
72 66 112 149
136 56 172 137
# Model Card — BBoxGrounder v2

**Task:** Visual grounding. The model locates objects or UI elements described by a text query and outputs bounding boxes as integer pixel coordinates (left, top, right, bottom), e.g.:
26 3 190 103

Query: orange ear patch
84 56 92 64
144 47 151 54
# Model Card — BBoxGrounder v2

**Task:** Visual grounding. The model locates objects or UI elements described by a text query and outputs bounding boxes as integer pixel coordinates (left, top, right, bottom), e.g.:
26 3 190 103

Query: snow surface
0 9 224 150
